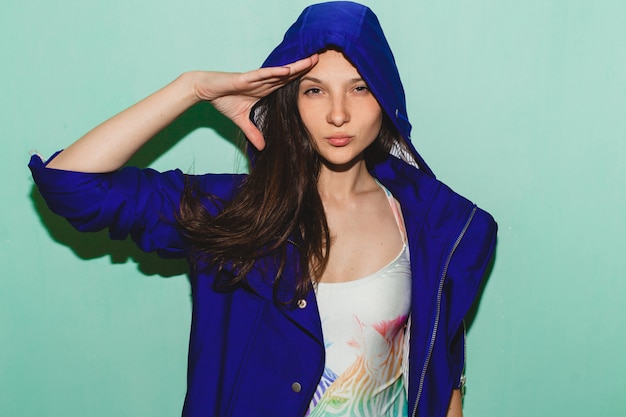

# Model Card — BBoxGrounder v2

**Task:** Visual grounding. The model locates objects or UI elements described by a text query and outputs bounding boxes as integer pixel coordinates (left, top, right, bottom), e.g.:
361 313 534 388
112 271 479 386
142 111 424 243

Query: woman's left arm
446 389 463 417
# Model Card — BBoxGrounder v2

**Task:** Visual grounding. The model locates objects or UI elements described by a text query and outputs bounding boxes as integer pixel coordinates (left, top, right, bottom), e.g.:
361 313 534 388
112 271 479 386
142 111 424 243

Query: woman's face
297 49 383 170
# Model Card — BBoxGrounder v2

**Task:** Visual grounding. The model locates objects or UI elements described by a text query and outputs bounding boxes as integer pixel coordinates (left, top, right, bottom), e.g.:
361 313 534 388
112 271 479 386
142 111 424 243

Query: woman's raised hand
193 55 318 150
45 55 317 173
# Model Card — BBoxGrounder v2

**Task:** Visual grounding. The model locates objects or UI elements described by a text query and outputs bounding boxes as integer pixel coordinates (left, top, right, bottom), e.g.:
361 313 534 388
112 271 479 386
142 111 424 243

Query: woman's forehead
303 50 364 82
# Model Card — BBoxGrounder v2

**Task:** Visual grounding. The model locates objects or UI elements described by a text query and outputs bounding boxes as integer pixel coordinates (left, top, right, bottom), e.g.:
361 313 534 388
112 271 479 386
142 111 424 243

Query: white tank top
308 182 411 417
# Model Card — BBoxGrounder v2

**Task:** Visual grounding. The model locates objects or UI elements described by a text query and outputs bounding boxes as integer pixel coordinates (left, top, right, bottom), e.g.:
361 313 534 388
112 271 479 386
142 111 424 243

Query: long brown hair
177 77 398 303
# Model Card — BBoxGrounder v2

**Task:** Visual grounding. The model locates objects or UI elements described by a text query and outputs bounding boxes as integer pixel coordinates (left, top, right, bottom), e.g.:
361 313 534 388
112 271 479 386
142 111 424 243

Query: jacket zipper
411 206 477 417
460 320 467 397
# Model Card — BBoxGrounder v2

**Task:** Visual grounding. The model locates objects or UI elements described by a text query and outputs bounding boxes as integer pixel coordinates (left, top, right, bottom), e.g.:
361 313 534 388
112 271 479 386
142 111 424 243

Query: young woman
30 2 497 417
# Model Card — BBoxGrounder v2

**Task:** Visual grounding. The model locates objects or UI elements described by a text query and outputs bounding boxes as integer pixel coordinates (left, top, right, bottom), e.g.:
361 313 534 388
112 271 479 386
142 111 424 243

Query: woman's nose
327 96 350 126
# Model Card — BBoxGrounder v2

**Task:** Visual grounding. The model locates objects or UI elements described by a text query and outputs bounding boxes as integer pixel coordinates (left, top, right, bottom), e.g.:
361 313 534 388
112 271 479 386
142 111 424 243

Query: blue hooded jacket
29 2 497 417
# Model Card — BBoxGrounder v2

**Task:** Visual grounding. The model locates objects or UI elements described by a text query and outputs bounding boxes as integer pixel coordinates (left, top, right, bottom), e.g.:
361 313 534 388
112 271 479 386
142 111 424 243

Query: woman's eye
304 88 322 95
354 85 370 93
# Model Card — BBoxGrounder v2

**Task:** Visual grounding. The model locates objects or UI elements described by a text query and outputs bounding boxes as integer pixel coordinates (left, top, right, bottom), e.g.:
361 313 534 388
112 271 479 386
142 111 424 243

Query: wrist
172 71 204 105
179 71 213 103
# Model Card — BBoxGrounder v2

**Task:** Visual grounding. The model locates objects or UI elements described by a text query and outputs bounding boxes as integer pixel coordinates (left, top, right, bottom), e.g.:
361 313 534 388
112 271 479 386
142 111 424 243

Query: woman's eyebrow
300 76 322 83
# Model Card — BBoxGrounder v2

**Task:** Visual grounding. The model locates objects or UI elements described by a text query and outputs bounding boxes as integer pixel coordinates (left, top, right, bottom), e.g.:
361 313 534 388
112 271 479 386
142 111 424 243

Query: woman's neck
317 159 377 201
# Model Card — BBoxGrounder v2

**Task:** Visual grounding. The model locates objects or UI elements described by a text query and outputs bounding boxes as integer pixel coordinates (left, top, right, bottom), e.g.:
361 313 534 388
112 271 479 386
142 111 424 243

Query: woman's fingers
240 54 319 93
286 54 319 75
207 55 318 150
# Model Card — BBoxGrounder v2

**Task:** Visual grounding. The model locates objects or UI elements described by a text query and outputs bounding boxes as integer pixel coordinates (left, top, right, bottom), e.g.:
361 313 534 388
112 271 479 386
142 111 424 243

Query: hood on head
257 1 433 176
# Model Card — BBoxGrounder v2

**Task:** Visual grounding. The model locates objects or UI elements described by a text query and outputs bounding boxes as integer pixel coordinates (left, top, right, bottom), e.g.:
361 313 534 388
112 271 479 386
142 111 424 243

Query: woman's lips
325 135 353 147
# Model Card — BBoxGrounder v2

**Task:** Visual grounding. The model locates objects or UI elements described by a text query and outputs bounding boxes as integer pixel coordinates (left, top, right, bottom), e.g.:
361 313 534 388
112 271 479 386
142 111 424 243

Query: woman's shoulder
372 156 496 236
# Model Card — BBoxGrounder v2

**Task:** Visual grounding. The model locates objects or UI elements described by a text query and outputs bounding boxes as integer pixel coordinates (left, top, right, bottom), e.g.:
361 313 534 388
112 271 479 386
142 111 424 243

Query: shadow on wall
30 186 189 278
128 101 245 168
29 101 244 278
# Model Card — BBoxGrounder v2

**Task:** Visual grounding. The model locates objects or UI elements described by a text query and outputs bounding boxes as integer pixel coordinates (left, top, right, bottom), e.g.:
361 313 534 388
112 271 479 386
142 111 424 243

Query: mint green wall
2 0 625 415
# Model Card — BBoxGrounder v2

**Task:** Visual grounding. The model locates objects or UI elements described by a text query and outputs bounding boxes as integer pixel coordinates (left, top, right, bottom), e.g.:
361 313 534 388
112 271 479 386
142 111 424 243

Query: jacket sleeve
445 204 498 389
29 152 242 258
